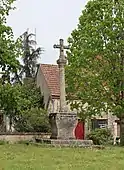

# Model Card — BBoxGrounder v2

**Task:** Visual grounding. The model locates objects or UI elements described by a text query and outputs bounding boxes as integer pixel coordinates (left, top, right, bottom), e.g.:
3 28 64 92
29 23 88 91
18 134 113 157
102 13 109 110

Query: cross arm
53 44 70 49
53 44 60 49
63 46 70 50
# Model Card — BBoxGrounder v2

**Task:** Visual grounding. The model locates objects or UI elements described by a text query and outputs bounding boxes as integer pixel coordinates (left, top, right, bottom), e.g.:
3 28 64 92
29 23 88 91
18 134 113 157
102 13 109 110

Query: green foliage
66 0 124 144
0 83 22 116
0 0 23 131
0 0 16 20
22 78 44 109
18 31 43 79
14 108 50 133
0 78 47 132
67 0 124 117
0 0 20 84
0 78 43 113
0 1 48 133
87 128 113 145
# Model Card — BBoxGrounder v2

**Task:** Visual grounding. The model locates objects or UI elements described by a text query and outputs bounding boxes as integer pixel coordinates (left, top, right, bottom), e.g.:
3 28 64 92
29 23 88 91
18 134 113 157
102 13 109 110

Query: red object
74 121 85 140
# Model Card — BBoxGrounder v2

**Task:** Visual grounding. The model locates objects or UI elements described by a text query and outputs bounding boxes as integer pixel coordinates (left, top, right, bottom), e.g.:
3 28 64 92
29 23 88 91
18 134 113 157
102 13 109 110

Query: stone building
36 63 120 139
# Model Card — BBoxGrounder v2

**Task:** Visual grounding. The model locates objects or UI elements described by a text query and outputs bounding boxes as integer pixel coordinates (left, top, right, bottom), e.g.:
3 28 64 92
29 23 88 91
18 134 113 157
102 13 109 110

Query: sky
7 0 87 64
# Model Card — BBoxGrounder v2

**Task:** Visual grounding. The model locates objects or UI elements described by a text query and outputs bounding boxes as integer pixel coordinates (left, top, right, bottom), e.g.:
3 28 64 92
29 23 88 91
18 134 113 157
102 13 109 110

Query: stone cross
53 39 69 112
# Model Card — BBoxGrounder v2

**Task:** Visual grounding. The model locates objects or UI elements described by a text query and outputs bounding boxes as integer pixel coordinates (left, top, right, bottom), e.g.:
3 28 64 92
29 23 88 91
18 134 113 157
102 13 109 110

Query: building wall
36 68 51 108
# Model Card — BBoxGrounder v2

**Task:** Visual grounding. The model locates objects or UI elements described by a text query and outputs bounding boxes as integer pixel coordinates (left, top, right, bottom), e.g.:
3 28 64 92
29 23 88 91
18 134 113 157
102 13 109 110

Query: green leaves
0 0 20 83
14 108 50 133
0 78 45 121
18 31 43 80
0 0 47 132
66 0 124 119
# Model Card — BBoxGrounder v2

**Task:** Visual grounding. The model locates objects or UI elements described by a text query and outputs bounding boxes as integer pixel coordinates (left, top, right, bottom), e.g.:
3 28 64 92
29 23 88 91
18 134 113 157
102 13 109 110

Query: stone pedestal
49 112 77 139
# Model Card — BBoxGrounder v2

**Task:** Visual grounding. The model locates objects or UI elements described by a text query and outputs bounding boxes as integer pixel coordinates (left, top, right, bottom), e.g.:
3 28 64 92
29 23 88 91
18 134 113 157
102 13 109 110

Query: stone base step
35 138 93 147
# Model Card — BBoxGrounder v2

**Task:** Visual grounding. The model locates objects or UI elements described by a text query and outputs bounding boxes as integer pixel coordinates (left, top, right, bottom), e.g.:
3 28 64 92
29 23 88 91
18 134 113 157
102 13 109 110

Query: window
91 119 108 130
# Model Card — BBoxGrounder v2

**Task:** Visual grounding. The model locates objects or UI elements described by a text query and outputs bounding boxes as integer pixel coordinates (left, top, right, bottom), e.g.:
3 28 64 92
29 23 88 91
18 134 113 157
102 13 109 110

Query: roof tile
40 64 60 97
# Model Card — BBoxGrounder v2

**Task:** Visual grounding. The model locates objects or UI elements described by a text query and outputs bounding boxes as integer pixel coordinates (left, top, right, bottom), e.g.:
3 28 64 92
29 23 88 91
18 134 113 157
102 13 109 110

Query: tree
0 0 20 84
0 1 47 133
14 108 50 133
0 83 25 131
12 79 49 133
66 0 124 145
0 79 47 132
19 31 43 79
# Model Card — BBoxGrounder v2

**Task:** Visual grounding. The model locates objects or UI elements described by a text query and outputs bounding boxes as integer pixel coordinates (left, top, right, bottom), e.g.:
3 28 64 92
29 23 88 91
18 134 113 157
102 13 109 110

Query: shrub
87 128 113 145
14 108 51 133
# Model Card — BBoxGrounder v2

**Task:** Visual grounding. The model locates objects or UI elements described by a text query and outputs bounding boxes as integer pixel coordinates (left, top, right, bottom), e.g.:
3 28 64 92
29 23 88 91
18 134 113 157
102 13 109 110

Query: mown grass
0 144 123 170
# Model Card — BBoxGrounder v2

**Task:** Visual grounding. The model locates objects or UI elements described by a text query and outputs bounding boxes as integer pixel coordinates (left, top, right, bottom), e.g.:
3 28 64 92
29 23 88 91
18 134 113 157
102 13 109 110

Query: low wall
0 132 51 144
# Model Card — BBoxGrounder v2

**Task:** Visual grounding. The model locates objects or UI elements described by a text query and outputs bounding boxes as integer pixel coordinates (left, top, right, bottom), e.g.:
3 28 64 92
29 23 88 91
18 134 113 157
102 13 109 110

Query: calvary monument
49 39 77 140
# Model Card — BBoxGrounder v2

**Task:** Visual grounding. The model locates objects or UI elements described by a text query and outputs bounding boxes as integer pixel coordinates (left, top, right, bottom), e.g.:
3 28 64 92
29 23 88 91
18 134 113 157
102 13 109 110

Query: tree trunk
120 117 124 146
9 115 13 132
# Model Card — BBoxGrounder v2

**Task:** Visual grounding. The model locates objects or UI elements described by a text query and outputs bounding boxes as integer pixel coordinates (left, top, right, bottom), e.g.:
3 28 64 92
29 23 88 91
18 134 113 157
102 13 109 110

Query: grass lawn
0 144 124 170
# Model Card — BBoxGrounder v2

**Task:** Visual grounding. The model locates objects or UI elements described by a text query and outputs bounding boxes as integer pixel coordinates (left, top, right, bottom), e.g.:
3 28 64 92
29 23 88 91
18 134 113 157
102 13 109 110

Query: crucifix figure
53 39 69 112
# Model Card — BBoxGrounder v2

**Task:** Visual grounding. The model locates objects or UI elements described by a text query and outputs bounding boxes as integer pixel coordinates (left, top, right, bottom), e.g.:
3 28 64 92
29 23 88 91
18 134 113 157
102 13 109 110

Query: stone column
57 59 66 112
55 39 67 112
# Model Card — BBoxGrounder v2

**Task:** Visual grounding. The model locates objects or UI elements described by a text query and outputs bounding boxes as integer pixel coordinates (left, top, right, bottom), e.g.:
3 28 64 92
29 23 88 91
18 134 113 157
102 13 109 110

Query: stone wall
0 133 51 144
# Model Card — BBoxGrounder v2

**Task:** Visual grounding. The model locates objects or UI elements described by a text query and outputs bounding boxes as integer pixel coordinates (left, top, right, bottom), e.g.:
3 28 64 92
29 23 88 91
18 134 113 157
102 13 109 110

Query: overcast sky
7 0 87 64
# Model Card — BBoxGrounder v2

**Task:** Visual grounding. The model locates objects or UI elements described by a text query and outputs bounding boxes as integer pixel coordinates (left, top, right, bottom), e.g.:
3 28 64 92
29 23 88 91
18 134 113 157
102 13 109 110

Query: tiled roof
40 64 60 97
